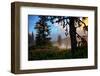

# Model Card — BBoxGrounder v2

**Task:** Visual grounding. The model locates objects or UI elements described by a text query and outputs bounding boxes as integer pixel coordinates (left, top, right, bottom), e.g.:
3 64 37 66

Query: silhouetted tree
35 16 51 47
47 16 88 54
69 17 77 54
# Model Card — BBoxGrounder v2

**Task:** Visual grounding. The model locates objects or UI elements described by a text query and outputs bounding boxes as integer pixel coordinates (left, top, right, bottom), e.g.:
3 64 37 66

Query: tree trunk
69 17 77 55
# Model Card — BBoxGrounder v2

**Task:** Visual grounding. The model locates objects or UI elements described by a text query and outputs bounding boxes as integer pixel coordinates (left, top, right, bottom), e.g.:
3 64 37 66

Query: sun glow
80 17 88 30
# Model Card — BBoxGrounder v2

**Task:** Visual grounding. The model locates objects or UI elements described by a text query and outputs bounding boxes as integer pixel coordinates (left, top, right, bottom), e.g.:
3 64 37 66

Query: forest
28 15 88 60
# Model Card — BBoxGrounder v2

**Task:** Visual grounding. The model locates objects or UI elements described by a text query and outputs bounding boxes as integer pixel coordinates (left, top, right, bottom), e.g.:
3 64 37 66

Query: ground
28 46 88 61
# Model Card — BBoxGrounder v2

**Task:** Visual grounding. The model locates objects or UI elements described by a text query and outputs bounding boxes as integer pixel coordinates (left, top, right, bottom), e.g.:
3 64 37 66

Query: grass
28 46 88 61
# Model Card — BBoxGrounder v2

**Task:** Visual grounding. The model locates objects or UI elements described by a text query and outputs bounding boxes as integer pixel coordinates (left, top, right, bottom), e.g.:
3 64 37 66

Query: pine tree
35 16 51 47
48 16 87 54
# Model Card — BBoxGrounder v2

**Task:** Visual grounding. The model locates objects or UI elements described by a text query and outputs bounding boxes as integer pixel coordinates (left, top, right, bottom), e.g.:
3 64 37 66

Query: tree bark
69 17 77 55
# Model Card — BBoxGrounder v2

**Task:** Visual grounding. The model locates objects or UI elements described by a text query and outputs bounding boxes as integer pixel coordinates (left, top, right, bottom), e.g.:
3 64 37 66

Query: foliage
47 16 88 53
35 16 51 46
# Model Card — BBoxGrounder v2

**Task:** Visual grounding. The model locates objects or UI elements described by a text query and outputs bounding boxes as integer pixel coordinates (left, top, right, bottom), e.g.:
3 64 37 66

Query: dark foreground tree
48 16 88 55
69 17 77 54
